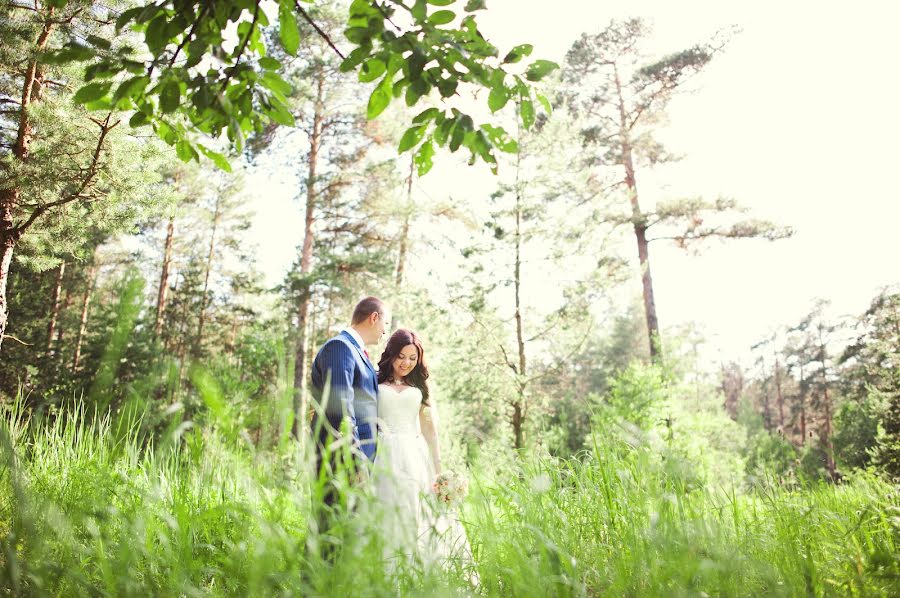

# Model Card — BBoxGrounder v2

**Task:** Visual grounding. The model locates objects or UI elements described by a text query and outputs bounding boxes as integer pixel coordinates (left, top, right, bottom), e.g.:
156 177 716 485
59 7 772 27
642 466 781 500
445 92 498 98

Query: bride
372 329 473 570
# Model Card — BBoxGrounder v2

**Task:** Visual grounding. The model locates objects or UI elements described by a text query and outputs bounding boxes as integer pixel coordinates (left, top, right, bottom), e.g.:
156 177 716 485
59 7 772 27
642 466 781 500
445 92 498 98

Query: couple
309 296 471 568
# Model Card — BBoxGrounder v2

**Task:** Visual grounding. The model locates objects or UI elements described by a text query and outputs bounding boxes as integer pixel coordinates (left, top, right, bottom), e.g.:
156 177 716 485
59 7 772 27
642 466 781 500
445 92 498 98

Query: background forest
1 0 898 595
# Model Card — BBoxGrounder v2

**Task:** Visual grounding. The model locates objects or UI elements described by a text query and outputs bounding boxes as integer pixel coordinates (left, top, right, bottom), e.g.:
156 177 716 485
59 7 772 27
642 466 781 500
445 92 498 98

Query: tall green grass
1 398 897 596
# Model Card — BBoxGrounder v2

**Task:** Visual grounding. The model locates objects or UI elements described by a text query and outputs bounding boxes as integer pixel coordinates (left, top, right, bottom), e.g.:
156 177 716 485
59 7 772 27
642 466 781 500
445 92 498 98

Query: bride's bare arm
419 400 442 475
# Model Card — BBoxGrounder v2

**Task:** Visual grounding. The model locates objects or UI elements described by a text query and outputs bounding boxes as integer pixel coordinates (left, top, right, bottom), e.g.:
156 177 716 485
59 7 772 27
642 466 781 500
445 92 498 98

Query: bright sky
247 0 900 366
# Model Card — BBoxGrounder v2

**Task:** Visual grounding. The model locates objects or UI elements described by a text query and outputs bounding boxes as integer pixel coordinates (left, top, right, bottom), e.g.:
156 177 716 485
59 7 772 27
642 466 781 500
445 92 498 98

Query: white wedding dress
372 384 474 572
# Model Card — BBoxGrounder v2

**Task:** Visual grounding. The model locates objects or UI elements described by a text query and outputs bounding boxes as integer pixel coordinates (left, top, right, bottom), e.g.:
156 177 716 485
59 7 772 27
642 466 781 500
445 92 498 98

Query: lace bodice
378 384 423 435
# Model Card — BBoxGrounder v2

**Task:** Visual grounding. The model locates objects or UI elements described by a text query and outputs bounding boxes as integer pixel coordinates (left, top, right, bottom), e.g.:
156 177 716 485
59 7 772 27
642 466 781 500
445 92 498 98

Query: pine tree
0 1 165 352
562 19 790 360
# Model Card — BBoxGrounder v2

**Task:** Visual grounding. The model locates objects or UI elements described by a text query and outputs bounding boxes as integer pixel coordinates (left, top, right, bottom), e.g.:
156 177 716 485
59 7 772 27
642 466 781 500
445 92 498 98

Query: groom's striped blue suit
310 329 378 462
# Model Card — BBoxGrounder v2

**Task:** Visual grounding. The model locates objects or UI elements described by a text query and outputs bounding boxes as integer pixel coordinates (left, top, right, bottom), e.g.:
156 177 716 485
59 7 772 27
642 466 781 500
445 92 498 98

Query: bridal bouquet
432 471 469 507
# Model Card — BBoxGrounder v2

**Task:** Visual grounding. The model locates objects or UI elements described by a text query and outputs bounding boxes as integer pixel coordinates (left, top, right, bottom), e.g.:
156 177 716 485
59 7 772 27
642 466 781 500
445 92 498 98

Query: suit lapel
341 330 377 378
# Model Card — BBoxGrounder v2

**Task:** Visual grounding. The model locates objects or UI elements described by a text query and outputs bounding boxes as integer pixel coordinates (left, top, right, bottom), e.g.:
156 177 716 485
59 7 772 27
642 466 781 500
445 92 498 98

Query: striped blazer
310 330 378 461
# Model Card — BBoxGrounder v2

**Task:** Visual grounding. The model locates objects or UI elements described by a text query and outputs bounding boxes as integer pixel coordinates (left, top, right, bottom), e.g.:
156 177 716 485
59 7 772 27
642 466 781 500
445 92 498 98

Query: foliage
36 0 558 172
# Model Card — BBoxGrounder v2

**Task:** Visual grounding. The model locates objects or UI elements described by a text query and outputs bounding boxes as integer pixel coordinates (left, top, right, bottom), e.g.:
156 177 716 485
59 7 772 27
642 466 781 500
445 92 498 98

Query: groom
310 296 388 478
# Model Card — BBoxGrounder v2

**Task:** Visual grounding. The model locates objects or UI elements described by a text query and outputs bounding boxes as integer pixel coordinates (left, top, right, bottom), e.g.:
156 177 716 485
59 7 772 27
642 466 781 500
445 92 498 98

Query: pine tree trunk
155 214 175 338
818 328 838 480
72 254 99 371
292 68 325 437
195 196 222 355
46 261 65 357
0 15 54 354
0 195 19 354
55 282 72 347
614 65 660 361
775 356 786 430
798 363 807 445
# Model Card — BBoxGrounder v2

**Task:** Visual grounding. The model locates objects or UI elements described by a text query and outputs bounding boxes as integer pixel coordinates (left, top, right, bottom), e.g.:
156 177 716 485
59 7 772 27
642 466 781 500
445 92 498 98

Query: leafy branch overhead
44 0 558 174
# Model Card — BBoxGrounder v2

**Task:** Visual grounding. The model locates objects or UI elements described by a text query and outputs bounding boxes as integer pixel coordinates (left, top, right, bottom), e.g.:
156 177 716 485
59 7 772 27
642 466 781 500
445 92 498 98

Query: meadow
2 395 897 597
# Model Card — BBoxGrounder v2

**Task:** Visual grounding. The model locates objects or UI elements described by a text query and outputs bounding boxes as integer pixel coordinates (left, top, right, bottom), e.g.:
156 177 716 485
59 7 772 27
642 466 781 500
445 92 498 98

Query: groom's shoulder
319 332 353 354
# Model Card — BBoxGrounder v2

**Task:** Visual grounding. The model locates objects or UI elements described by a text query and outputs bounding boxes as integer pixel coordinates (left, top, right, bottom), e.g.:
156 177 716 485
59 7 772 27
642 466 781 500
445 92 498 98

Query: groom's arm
312 340 357 434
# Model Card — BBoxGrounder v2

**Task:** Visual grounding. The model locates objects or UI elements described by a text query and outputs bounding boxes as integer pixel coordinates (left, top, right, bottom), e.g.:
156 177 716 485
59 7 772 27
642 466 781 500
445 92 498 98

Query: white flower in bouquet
432 471 469 507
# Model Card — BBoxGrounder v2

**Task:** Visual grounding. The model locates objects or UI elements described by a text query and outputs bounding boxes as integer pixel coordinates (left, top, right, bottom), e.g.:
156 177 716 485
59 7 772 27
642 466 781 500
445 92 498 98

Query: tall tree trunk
775 355 786 430
760 368 772 431
155 214 175 338
46 260 65 357
395 156 414 288
817 327 837 480
512 124 527 450
0 197 18 353
512 196 527 449
798 363 807 446
292 68 325 437
614 65 660 361
195 195 222 356
0 14 54 353
55 280 73 347
72 253 99 371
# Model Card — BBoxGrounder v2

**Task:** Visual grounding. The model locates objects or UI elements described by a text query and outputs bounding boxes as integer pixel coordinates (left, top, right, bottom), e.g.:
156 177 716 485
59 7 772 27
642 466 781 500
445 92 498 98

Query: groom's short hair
351 296 385 324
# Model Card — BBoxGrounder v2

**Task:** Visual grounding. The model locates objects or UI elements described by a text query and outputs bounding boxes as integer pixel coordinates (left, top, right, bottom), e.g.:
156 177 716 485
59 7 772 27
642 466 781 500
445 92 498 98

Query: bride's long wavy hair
377 329 430 405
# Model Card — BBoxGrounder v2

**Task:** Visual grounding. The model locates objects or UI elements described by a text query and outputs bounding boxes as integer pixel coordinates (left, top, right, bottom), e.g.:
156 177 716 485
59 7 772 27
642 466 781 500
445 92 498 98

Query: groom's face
364 309 389 345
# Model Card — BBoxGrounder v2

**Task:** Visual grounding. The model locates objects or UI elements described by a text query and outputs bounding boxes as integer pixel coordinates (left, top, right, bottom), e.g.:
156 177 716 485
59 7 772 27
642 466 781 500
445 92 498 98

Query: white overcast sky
247 0 900 365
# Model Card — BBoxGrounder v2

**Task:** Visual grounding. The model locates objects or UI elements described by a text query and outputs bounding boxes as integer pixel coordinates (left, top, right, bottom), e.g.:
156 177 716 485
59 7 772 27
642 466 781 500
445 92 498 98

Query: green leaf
398 124 427 153
429 10 455 25
72 82 111 105
116 7 144 31
260 72 292 97
407 50 427 81
84 61 120 82
449 124 465 152
488 86 508 113
113 75 150 104
427 0 454 5
86 34 112 50
159 81 181 113
520 98 535 129
366 76 392 119
344 27 370 44
156 121 177 145
279 4 300 55
259 56 281 70
411 0 427 21
129 111 150 127
405 78 429 106
340 47 370 73
412 107 440 124
266 100 295 126
176 139 198 163
434 117 453 146
145 15 168 55
198 145 233 173
464 0 487 11
525 59 559 82
503 44 533 64
536 93 552 114
437 78 457 98
414 140 435 175
359 58 386 83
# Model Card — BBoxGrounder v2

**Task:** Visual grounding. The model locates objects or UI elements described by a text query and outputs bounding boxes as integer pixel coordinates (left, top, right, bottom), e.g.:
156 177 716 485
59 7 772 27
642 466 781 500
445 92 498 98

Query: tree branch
295 0 345 60
2 334 33 346
14 114 120 236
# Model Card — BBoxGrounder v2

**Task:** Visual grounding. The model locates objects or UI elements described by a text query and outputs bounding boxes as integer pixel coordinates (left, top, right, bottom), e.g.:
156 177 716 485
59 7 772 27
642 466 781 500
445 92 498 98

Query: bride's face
392 344 419 380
